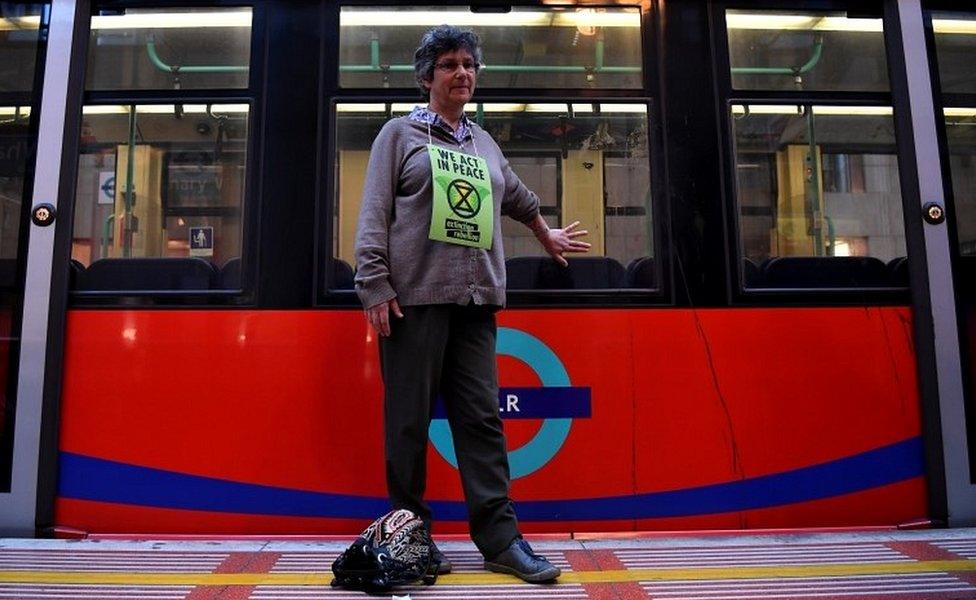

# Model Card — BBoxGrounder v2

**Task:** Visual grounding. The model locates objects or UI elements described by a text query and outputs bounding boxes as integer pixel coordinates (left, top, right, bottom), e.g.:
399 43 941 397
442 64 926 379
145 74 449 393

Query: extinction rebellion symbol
429 328 591 479
447 179 481 218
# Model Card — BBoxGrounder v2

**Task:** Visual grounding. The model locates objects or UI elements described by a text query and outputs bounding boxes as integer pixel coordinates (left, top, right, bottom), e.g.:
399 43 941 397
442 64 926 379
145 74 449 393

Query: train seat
506 256 625 289
78 257 219 291
219 257 241 289
887 256 909 287
506 256 569 289
743 258 762 287
68 259 86 289
567 257 626 288
762 256 890 288
625 256 656 288
332 258 355 290
0 259 16 289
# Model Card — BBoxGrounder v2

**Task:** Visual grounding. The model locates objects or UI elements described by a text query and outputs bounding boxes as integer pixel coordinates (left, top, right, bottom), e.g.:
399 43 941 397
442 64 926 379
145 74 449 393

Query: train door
922 3 976 523
0 0 78 534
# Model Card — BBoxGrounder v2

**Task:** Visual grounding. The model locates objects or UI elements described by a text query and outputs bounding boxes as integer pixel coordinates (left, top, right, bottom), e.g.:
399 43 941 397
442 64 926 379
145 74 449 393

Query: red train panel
55 307 927 534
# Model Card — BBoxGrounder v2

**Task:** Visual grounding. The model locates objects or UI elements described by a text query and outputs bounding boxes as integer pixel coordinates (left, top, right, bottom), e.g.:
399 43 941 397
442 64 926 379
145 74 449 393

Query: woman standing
354 25 589 583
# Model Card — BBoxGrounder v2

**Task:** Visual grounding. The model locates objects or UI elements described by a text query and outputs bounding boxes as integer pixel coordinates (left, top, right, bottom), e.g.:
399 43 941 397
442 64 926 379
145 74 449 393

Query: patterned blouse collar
408 105 472 144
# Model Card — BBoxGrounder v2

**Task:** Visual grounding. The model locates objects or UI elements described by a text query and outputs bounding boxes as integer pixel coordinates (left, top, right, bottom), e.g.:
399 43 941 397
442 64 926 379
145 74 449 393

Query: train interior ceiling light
90 12 252 29
0 10 974 33
338 9 639 28
2 8 637 30
726 13 975 34
80 105 250 115
335 103 648 114
730 105 976 117
731 105 894 116
0 107 31 117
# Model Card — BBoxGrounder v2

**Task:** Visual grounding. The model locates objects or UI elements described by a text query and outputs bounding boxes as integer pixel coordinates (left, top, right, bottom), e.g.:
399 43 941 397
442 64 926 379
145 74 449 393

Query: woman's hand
536 220 591 266
364 298 404 337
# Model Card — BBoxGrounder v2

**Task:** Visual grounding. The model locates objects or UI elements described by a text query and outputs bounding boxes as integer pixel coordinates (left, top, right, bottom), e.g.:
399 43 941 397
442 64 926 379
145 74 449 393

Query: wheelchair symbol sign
429 328 575 479
189 226 214 257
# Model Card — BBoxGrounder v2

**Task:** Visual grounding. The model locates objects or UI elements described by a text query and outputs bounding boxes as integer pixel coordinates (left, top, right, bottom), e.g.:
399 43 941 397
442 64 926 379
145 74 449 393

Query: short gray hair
413 25 483 99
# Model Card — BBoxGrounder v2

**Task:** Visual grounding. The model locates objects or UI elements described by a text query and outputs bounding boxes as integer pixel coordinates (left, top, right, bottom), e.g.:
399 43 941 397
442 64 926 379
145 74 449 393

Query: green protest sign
427 144 493 249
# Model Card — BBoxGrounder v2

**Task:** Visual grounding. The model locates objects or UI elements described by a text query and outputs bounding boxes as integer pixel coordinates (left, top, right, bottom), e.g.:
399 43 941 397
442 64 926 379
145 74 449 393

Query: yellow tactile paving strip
2 530 976 598
0 559 974 585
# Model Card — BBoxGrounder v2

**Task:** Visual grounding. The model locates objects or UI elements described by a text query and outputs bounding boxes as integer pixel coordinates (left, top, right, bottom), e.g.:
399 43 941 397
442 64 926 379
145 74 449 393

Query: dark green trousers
378 303 520 558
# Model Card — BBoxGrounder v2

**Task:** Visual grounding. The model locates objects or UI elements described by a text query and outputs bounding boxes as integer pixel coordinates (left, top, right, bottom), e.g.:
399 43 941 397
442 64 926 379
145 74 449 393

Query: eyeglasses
434 60 480 73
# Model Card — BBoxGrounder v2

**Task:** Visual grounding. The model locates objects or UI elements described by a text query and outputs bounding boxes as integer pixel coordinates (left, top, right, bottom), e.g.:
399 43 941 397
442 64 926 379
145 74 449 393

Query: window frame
318 0 665 308
712 0 913 304
0 1 50 493
334 3 648 93
67 1 265 306
318 95 667 308
923 2 976 263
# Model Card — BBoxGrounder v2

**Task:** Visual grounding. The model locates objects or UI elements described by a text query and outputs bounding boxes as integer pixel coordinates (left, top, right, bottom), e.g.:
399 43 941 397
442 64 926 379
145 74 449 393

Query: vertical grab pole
123 105 136 257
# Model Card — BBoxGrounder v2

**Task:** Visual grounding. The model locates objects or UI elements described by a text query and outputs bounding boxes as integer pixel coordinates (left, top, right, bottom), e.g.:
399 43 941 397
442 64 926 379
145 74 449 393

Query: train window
71 104 249 291
731 105 906 289
930 11 976 487
1 4 45 491
0 6 44 93
1 3 44 262
86 7 252 91
935 12 976 256
0 106 31 261
331 102 655 293
933 13 976 94
725 9 889 92
338 6 642 90
945 108 976 256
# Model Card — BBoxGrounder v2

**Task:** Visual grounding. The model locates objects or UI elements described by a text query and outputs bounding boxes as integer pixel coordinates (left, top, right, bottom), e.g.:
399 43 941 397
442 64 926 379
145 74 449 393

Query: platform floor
2 528 976 599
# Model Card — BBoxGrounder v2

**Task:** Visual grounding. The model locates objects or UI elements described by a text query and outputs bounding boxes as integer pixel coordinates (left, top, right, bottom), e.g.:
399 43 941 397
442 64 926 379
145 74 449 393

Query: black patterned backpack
331 509 439 594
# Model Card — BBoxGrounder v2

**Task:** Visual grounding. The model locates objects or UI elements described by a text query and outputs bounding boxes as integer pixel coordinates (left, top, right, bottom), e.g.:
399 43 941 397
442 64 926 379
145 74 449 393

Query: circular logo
100 176 115 200
447 179 481 219
429 328 572 479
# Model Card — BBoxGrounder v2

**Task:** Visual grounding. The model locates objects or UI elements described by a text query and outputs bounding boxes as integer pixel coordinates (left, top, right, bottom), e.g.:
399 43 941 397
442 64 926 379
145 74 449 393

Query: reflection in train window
731 105 906 288
0 106 32 262
0 6 44 93
338 6 642 90
71 104 249 291
1 4 44 262
499 154 559 260
933 13 976 94
725 10 889 92
332 102 655 292
86 7 252 90
945 108 976 256
0 2 45 496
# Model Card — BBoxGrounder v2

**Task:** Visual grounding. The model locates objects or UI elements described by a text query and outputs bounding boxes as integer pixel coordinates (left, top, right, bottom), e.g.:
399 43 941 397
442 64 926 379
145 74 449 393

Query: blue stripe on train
58 436 924 521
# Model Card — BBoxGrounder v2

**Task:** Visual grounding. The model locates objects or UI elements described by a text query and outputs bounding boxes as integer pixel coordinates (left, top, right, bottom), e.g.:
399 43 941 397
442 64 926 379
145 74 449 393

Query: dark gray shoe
430 541 452 575
484 538 561 583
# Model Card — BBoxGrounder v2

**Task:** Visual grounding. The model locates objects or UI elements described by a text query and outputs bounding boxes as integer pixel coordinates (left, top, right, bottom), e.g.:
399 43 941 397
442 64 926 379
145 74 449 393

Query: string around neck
426 108 480 158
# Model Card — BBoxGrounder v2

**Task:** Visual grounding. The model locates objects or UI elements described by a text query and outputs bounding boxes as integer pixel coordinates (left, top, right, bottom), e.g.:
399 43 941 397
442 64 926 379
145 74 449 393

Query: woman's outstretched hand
539 220 591 266
365 297 403 337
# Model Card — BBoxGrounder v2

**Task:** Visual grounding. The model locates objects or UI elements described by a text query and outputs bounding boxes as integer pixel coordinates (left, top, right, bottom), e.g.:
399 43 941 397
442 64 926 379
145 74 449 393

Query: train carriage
0 0 975 537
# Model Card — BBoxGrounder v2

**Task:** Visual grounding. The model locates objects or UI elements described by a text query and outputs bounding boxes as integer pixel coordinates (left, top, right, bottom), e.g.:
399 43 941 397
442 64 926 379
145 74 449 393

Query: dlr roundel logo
428 327 591 479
